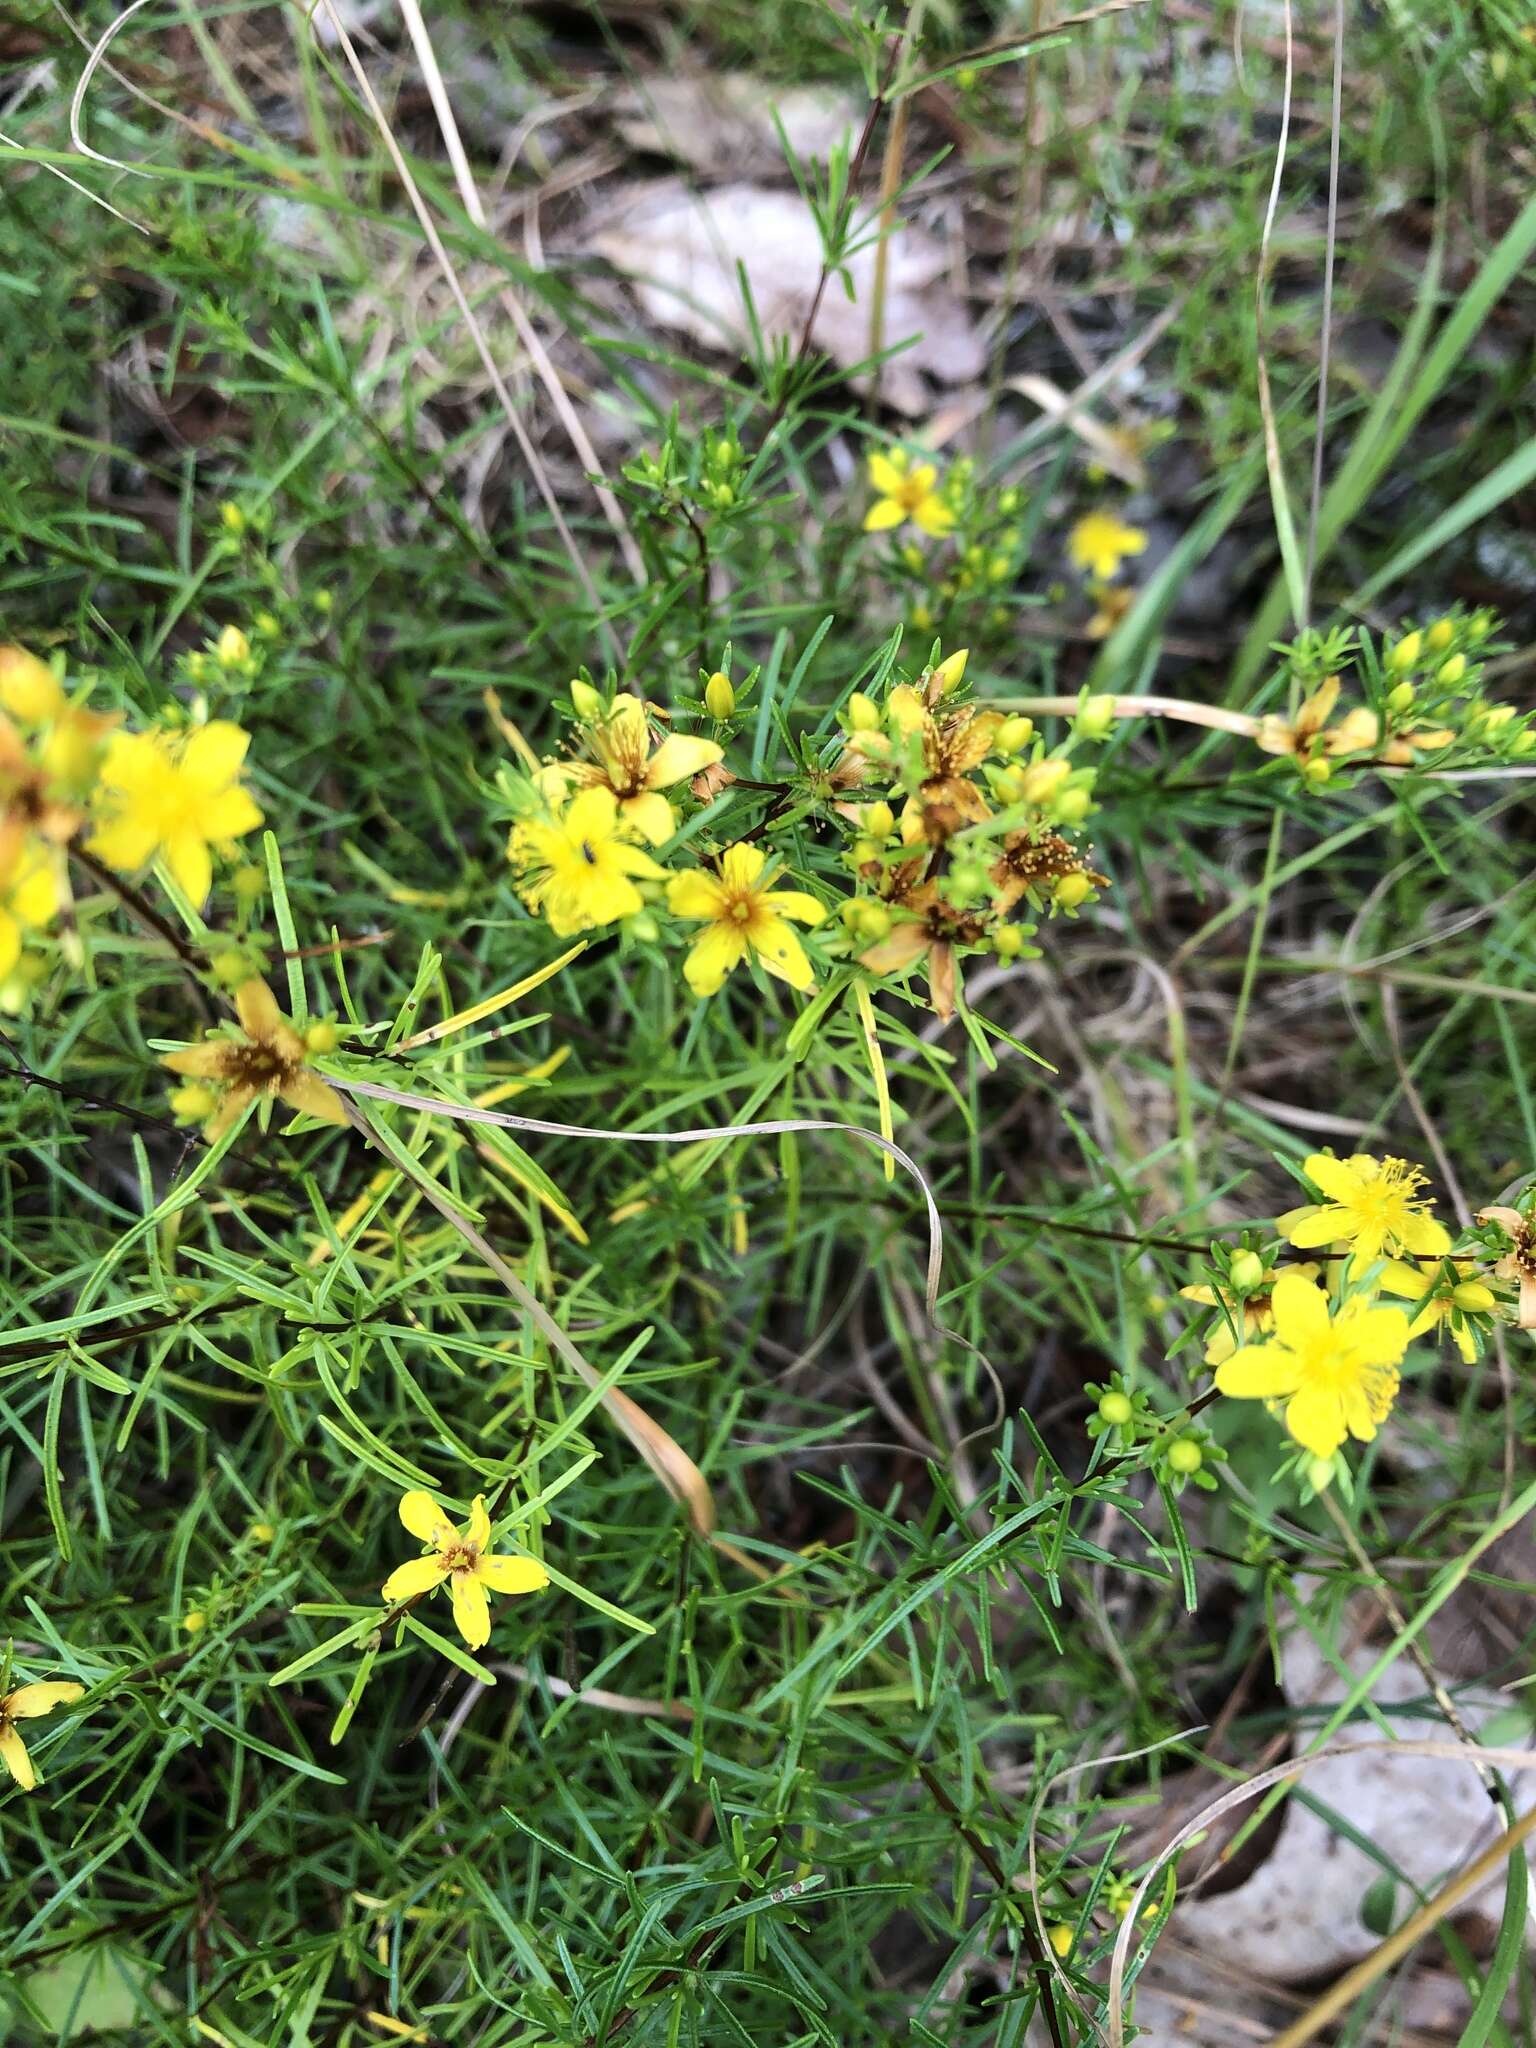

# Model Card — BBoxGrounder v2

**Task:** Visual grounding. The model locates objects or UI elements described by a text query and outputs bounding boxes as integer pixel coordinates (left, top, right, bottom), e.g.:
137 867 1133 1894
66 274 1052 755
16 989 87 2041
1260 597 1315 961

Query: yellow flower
864 450 955 537
162 978 348 1140
562 694 722 845
0 1679 84 1793
1213 1270 1410 1460
382 1490 548 1651
509 785 665 936
1380 1259 1494 1364
1067 512 1147 581
1256 678 1380 760
88 721 263 905
1279 1152 1450 1263
0 835 59 982
1179 1262 1321 1366
667 843 825 998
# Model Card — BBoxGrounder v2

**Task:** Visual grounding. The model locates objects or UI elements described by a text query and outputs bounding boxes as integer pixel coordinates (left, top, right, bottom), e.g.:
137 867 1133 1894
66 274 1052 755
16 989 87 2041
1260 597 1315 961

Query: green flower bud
704 671 736 719
1229 1250 1264 1292
1097 1390 1133 1427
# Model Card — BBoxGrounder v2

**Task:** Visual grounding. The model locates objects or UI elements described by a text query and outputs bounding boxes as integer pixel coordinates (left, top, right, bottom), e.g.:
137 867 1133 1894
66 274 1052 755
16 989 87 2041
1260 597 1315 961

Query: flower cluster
0 642 266 995
1257 615 1531 784
503 657 1113 1021
831 654 1108 1019
505 685 831 1003
1181 1152 1528 1487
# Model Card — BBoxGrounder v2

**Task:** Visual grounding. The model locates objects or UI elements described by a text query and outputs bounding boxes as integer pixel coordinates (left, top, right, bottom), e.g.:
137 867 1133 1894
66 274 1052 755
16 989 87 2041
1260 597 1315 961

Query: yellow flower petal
381 1555 449 1602
667 870 727 921
719 843 767 892
1285 1206 1353 1250
399 1490 454 1543
863 497 908 532
646 734 722 789
1269 1270 1330 1346
912 494 955 537
162 1043 229 1080
235 979 283 1040
477 1552 550 1595
748 915 815 991
1399 1210 1451 1257
198 787 264 842
683 921 748 997
1214 1344 1302 1400
180 721 251 792
1302 1153 1368 1205
164 833 213 906
619 790 677 846
0 909 19 983
279 1072 349 1127
86 818 159 875
1336 1302 1410 1365
5 1682 84 1719
466 1496 491 1550
758 889 825 928
564 786 621 841
450 1572 491 1650
1283 1386 1347 1460
867 450 909 497
1378 1259 1430 1301
0 1725 37 1791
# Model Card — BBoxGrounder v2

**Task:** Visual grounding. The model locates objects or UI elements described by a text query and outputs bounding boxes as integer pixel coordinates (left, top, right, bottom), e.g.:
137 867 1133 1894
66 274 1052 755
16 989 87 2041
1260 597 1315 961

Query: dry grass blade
392 0 646 585
311 0 620 661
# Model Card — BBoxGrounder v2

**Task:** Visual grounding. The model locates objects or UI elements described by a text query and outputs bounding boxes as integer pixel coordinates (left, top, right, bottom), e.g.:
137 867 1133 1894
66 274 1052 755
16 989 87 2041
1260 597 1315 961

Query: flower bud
1481 703 1515 731
1076 693 1117 740
1512 730 1536 756
305 1019 339 1054
1452 1281 1495 1312
570 679 603 721
1305 1456 1336 1494
863 800 895 840
1167 1436 1204 1475
847 691 881 732
231 864 266 901
994 924 1025 960
217 625 251 669
1385 681 1415 715
1436 654 1467 687
994 715 1035 756
1386 630 1422 673
210 948 250 987
886 685 926 737
1052 786 1092 826
220 501 246 535
183 1610 208 1633
1229 1250 1264 1292
1047 1924 1075 1960
852 900 892 941
930 647 969 695
249 1521 276 1543
1053 873 1094 911
704 671 735 719
851 836 883 867
1097 1390 1134 1426
1301 755 1332 786
1021 758 1071 805
1425 618 1455 652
